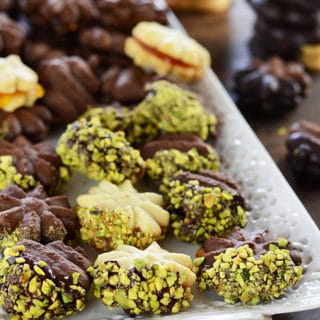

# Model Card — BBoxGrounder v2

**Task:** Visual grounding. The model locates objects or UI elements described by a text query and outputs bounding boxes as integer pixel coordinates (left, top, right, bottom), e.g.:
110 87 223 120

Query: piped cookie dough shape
125 21 211 82
76 180 169 251
88 242 196 316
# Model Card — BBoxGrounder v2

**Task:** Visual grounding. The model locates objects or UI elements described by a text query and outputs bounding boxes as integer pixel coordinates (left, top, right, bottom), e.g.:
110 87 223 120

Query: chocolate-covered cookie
0 240 91 319
0 136 70 191
0 13 26 56
248 0 320 28
286 120 320 177
39 56 99 125
194 226 303 304
234 57 312 114
165 170 246 243
0 105 53 142
0 184 78 252
18 0 98 34
277 0 320 13
97 0 168 34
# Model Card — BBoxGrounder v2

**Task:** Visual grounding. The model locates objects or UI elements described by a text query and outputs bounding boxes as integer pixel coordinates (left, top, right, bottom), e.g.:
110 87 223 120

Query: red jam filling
134 37 197 69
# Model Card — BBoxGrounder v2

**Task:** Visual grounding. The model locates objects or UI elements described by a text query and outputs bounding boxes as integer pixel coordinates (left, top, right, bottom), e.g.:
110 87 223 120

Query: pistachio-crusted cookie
165 171 246 243
0 184 78 252
88 242 196 316
0 136 70 191
56 117 145 185
141 133 220 186
125 80 218 145
194 227 303 304
0 240 91 319
76 180 169 252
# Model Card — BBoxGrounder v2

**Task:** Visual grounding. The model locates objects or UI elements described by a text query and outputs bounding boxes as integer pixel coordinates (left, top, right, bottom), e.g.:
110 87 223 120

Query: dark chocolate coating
233 57 312 115
18 0 98 34
0 12 26 56
140 133 211 159
196 226 302 270
39 56 99 125
0 184 78 247
0 136 66 190
286 120 320 177
248 0 320 28
277 0 320 13
97 0 168 34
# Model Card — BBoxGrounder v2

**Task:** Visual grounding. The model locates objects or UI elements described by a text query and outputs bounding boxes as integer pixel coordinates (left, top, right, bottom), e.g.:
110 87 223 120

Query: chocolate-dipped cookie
0 184 78 252
39 56 99 125
165 170 246 243
97 0 169 34
18 0 98 35
0 136 70 191
248 0 320 28
194 227 303 304
0 240 91 319
56 117 145 185
234 57 312 115
0 13 26 56
89 242 195 316
141 133 220 187
286 120 320 177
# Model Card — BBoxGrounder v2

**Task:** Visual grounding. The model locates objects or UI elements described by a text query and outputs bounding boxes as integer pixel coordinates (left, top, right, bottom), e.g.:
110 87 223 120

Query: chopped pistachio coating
79 106 128 132
166 179 246 243
193 243 303 305
0 155 36 190
88 242 196 316
76 180 169 251
146 147 220 186
56 117 145 185
0 244 89 319
125 80 218 145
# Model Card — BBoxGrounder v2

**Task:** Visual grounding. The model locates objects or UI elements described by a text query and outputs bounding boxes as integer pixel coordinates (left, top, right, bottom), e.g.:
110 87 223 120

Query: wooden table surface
175 0 320 319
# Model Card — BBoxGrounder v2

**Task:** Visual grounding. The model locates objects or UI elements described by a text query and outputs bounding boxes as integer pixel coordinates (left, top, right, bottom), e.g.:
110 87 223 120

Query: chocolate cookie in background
17 0 99 35
0 136 70 192
96 0 169 34
286 120 320 178
247 0 320 72
38 56 99 125
0 12 26 56
233 57 312 115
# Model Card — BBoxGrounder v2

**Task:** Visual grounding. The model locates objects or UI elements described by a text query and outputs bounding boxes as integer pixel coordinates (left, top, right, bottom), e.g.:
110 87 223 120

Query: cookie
38 56 99 125
167 0 233 13
0 240 91 319
194 227 303 304
164 170 246 243
97 0 169 34
0 55 44 113
125 21 211 82
0 184 78 252
76 180 169 251
141 133 220 187
286 120 320 177
88 242 196 316
248 0 320 28
56 117 145 185
0 136 70 191
233 56 312 115
0 13 26 56
301 44 320 72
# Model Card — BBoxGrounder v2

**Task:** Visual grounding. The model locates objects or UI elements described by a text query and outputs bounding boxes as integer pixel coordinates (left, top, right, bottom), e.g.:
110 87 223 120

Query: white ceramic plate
1 17 320 320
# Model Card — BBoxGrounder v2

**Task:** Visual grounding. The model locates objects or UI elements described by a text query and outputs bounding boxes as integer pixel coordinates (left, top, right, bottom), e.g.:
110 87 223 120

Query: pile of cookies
0 0 304 319
248 0 320 72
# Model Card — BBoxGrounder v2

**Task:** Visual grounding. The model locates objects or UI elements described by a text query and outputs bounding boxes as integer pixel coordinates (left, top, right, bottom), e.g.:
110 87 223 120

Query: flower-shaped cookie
88 242 196 316
0 184 78 252
76 180 169 251
0 240 91 319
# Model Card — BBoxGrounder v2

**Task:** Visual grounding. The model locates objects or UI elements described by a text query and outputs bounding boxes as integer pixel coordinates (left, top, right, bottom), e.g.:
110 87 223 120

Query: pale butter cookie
125 22 211 82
